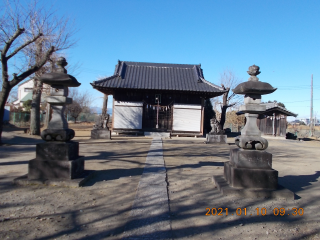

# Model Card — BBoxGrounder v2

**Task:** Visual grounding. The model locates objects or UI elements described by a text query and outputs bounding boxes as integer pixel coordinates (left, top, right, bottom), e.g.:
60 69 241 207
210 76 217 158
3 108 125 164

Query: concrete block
206 134 227 143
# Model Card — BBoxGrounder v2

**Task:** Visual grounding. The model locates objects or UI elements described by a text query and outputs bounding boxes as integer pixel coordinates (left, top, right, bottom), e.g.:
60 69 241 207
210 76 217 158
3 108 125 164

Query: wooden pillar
273 113 276 136
111 95 115 131
279 114 281 136
200 98 204 135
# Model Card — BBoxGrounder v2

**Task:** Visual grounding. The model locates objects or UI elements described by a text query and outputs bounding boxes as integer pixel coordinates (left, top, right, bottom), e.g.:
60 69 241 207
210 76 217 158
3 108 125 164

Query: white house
13 79 49 107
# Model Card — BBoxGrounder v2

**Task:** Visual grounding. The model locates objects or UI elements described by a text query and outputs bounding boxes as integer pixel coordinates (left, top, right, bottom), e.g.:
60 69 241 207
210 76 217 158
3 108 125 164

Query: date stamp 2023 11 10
205 208 304 217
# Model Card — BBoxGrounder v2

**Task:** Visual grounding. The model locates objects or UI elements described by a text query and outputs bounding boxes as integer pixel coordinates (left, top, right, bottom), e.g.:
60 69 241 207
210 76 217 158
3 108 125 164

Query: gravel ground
0 128 320 239
163 138 320 240
0 130 152 240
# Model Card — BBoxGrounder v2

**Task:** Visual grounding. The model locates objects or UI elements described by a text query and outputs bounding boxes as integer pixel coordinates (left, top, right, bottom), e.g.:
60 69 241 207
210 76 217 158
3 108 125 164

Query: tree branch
2 27 25 56
227 103 237 108
9 46 54 88
7 33 43 60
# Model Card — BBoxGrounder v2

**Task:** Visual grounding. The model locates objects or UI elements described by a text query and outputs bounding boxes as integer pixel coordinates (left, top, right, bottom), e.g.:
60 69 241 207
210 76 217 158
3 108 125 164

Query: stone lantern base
213 148 294 199
28 142 84 180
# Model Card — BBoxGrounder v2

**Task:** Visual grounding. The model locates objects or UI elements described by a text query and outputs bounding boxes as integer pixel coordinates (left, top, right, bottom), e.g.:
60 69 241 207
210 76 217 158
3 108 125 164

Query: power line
282 98 320 103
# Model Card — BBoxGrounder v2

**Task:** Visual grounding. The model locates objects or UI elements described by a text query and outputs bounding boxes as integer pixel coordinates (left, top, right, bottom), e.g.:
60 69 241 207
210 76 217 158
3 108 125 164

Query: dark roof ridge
122 60 200 68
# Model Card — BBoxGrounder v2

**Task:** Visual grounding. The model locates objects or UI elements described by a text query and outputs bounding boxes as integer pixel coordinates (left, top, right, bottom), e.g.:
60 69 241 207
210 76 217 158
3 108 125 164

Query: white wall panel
173 104 201 110
114 101 143 107
173 104 201 132
114 101 143 129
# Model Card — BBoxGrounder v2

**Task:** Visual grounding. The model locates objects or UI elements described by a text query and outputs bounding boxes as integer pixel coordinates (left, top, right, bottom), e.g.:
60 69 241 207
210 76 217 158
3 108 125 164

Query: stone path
122 137 172 239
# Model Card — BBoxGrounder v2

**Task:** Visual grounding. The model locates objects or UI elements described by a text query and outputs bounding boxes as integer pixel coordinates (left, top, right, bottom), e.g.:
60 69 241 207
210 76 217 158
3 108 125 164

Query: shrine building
90 61 226 136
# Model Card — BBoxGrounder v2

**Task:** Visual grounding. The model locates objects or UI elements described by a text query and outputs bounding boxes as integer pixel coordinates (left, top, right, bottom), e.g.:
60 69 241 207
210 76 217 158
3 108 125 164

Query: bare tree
23 3 77 135
66 101 81 123
211 69 243 130
65 88 92 123
0 0 76 143
225 111 245 132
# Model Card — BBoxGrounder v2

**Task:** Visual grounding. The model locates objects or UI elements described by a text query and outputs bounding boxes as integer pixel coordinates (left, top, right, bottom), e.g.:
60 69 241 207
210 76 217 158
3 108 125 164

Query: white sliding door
113 101 143 129
172 104 202 132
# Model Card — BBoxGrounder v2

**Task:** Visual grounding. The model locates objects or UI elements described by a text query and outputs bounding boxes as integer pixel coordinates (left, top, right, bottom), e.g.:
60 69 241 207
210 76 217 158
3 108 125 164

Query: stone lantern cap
39 57 81 87
232 65 276 95
39 73 80 87
232 82 277 95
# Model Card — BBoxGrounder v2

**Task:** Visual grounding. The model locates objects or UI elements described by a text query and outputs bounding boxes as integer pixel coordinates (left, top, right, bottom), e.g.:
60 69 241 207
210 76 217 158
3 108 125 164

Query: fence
9 112 45 127
66 112 100 123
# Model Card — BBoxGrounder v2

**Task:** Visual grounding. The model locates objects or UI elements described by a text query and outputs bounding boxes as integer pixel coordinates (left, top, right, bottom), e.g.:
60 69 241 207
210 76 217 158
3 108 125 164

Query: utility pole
310 74 313 137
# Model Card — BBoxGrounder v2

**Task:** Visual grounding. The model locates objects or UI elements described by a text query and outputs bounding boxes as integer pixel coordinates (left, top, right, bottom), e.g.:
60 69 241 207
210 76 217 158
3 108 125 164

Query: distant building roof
236 102 298 117
91 61 226 97
262 102 298 117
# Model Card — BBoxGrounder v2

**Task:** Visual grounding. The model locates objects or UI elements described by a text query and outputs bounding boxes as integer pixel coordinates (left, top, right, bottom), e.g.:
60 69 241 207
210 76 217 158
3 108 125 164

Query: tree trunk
0 82 11 144
102 94 108 116
220 105 228 129
219 87 230 130
29 78 42 135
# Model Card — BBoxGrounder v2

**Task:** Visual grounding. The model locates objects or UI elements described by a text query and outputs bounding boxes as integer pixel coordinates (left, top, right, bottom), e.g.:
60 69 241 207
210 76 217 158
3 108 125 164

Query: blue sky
41 0 319 120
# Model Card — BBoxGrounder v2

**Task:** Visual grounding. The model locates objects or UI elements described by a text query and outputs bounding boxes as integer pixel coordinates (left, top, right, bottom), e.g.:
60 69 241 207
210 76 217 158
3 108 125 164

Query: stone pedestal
229 148 272 169
35 142 79 160
91 129 111 139
28 142 84 180
224 149 278 189
28 157 84 180
206 134 227 143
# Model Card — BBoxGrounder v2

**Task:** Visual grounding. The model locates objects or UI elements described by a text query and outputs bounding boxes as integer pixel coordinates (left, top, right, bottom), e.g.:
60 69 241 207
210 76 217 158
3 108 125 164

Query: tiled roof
91 61 225 95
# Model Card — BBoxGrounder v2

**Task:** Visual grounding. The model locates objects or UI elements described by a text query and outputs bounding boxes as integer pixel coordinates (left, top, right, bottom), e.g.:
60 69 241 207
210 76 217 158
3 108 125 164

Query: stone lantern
213 65 293 199
27 57 85 180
